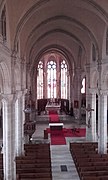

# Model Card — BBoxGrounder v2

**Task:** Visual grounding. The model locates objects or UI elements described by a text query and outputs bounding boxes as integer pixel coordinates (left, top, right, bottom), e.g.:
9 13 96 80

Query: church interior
0 0 108 179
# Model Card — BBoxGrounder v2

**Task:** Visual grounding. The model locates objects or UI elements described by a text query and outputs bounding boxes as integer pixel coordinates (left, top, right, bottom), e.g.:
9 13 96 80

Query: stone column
85 92 97 142
0 20 3 42
2 94 16 180
85 102 92 141
15 90 24 156
22 90 27 148
91 91 97 142
74 68 82 120
98 92 107 154
86 89 97 142
67 70 70 100
85 66 92 141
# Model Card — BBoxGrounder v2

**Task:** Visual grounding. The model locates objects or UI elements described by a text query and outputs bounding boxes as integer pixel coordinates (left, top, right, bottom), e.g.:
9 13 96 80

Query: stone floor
51 145 80 180
32 114 86 180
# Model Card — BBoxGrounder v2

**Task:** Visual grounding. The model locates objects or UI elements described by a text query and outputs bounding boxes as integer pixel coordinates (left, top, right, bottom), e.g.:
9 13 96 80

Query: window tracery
37 54 68 99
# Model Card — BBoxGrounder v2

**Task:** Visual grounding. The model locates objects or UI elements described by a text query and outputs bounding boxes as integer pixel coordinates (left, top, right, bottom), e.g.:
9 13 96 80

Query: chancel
0 1 108 180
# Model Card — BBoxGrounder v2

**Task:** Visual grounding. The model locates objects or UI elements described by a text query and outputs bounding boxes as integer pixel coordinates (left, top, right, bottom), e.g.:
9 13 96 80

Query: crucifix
85 104 94 128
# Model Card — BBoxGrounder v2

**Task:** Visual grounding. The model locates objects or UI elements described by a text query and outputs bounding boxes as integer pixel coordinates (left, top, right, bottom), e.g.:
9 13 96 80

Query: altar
45 103 61 114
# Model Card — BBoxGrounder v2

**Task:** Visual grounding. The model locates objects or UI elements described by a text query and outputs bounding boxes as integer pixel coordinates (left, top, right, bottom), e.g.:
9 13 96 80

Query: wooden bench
79 165 108 173
16 162 51 168
16 143 52 180
82 177 101 180
16 158 51 164
17 172 52 179
78 161 108 167
17 167 51 173
70 142 108 180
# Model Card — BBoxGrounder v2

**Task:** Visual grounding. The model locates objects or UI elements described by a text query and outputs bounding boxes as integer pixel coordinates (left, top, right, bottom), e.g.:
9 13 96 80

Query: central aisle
50 144 80 180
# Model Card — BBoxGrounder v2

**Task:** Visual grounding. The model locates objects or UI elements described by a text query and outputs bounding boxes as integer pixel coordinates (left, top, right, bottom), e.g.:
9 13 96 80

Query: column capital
15 90 23 99
14 89 28 104
1 93 15 103
89 88 97 95
99 90 108 96
23 89 28 95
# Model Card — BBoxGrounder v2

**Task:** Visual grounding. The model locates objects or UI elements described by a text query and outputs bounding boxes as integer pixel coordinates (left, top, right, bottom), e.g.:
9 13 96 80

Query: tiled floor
51 145 80 180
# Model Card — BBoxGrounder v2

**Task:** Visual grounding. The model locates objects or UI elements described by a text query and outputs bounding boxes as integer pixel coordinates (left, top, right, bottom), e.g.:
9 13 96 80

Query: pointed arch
0 61 11 94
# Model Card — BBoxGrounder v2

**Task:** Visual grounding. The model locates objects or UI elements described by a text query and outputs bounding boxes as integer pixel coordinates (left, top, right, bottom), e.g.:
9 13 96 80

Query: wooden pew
70 142 108 180
17 172 52 179
16 143 52 180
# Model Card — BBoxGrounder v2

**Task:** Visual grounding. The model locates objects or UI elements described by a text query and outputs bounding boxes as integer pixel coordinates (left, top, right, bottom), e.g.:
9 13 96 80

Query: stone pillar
85 64 91 141
85 100 92 141
2 94 16 180
85 92 97 142
74 68 82 120
77 70 82 120
15 90 24 156
67 70 70 100
91 91 97 142
0 20 3 42
98 92 107 154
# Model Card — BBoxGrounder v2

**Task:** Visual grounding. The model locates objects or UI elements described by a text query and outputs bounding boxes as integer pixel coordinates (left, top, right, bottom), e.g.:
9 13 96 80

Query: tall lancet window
61 60 67 99
37 61 43 99
81 77 86 94
47 61 57 98
37 53 69 100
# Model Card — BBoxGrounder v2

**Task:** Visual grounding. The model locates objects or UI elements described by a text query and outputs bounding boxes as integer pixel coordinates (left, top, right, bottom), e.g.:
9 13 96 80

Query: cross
85 104 94 128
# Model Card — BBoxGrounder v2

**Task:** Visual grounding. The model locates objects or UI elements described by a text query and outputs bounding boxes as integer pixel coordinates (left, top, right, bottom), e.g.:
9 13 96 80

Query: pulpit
24 107 36 143
24 90 36 143
24 121 36 140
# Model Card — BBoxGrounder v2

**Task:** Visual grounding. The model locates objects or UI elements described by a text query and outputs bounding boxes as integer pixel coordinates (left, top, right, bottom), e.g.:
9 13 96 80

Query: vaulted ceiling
4 0 108 73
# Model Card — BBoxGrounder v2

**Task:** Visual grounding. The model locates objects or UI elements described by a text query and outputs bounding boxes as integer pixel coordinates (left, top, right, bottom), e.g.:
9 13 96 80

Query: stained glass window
47 61 56 98
37 56 68 99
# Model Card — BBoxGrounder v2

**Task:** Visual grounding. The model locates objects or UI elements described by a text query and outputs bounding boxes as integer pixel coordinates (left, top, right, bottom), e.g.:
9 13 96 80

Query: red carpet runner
48 110 66 144
47 128 86 137
46 128 86 145
50 130 66 145
48 110 86 145
49 110 60 123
